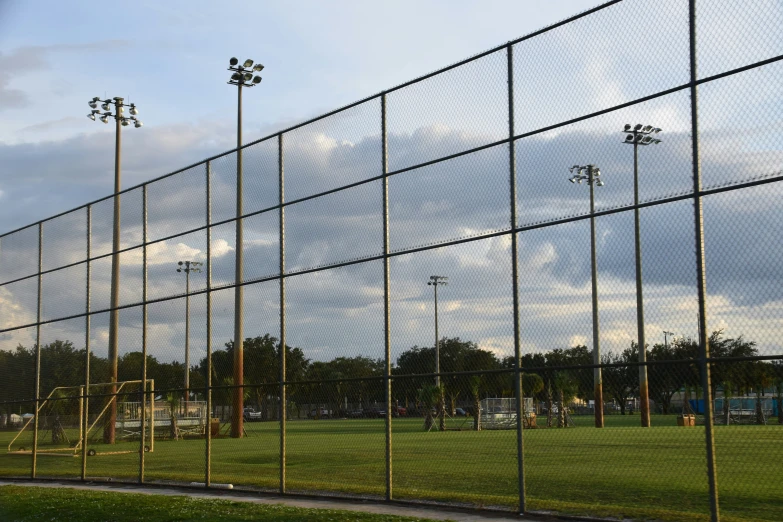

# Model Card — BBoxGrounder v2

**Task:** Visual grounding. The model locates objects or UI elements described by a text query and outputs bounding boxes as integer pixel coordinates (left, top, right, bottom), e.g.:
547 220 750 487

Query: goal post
7 379 154 456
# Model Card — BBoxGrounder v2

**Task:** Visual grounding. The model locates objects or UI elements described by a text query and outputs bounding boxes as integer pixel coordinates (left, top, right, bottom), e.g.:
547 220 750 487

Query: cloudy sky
1 0 782 370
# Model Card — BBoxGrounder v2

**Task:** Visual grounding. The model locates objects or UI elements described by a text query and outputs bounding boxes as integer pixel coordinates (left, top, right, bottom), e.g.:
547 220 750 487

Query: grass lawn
1 415 781 522
0 485 442 521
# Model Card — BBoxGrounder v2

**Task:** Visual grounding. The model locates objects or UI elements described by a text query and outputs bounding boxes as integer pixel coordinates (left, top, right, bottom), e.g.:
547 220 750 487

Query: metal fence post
81 206 91 481
31 222 43 479
382 92 393 501
507 43 526 514
206 160 213 487
279 133 287 495
688 1 719 520
139 184 148 483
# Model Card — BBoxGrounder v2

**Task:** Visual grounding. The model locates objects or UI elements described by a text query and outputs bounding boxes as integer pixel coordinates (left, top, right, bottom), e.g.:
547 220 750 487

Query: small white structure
479 397 534 429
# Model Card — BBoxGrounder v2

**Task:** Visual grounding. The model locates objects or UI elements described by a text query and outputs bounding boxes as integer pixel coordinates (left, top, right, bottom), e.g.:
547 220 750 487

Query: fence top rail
0 0 621 240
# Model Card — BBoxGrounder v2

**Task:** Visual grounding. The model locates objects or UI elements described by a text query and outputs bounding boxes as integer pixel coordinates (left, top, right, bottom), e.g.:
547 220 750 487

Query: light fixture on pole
663 330 674 350
87 96 143 444
177 261 203 413
226 57 264 439
569 164 605 428
621 123 662 429
427 276 448 388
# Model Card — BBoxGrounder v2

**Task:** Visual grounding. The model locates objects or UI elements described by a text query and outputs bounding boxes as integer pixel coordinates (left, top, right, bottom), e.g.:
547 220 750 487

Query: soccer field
1 417 780 521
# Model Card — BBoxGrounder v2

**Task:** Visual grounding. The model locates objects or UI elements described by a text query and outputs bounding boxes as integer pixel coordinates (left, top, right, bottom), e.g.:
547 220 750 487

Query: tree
648 342 681 414
602 345 638 415
417 384 441 431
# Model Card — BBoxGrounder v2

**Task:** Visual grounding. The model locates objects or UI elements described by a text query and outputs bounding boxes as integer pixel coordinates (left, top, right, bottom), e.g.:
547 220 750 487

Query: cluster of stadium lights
86 97 142 128
176 260 203 274
623 123 662 145
227 57 264 86
568 165 603 186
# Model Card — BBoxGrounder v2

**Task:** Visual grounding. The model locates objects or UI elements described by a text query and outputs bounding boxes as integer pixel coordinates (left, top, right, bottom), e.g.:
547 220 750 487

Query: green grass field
1 416 781 522
0 485 441 521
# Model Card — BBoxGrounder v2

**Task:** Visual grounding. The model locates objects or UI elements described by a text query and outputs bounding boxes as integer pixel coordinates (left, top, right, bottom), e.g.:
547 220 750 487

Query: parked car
393 406 407 417
243 407 263 422
309 408 332 419
454 407 467 416
347 410 365 418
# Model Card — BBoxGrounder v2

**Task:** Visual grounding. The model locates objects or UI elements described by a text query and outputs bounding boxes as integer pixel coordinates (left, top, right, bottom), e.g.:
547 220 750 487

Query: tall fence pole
506 43 526 514
688 1 719 520
31 222 43 479
205 160 213 487
139 184 148 483
279 133 287 495
382 92 393 501
81 206 92 480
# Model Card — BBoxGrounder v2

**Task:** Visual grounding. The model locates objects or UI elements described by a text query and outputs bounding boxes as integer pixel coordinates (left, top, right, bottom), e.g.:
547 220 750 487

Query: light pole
427 276 448 387
621 123 662 428
177 261 202 413
663 330 674 350
226 57 263 438
428 275 448 431
87 96 142 444
569 164 605 428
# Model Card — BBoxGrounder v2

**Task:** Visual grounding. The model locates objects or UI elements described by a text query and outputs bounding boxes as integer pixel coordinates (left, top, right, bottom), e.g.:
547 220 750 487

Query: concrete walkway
0 480 549 521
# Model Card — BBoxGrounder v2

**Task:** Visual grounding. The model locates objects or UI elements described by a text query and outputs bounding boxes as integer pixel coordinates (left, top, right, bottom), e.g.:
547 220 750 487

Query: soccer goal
6 379 154 457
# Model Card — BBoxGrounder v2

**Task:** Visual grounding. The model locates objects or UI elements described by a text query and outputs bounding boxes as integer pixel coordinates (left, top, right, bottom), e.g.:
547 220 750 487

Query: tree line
1 332 781 426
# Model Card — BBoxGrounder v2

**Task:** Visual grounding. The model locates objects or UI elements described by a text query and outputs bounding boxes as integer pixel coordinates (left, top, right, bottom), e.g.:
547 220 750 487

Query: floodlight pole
569 165 604 428
428 276 448 387
621 123 662 429
232 79 244 439
177 261 202 413
633 133 649 427
664 330 674 350
85 95 142 444
106 105 122 445
226 58 264 439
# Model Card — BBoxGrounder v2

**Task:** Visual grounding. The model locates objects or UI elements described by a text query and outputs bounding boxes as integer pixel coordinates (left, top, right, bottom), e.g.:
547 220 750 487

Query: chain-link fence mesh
1 1 782 520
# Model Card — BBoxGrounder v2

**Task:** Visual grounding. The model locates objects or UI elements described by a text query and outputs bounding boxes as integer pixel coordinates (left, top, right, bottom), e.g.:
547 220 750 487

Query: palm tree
165 393 179 440
469 376 481 431
418 385 441 431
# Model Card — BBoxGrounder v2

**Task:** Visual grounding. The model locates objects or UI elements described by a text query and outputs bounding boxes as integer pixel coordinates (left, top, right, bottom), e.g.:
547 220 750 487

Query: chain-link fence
1 1 782 520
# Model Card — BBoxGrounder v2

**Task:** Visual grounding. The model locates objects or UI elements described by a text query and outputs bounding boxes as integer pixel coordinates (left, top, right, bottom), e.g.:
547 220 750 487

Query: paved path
0 480 549 521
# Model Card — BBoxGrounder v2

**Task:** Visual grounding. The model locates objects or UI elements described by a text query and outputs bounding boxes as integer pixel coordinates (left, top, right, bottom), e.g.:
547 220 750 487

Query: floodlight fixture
624 123 631 131
121 119 129 126
89 100 98 109
634 123 643 131
252 75 262 84
134 121 142 128
129 104 138 116
101 102 110 111
243 72 252 81
100 115 109 123
88 113 96 121
243 59 254 68
231 72 241 81
253 64 264 72
230 57 239 66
